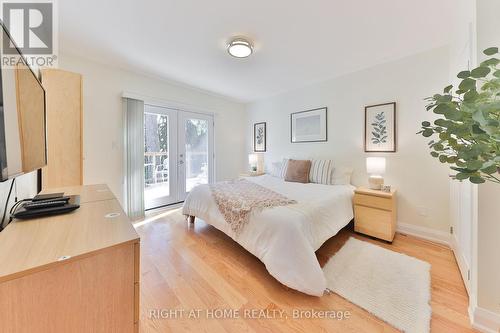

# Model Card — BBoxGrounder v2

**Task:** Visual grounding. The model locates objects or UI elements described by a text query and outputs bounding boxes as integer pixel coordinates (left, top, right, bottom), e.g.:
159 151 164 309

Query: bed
182 174 354 296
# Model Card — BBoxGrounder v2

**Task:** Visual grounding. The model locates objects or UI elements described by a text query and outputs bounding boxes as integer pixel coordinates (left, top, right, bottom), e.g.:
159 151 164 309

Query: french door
178 111 214 202
144 105 214 210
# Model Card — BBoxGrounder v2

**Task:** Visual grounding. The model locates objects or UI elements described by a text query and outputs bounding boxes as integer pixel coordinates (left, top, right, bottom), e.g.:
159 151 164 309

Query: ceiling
59 0 456 102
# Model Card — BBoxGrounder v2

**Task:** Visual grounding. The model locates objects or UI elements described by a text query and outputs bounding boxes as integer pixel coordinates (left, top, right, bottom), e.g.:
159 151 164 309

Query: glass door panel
185 118 209 192
144 105 178 209
178 112 214 201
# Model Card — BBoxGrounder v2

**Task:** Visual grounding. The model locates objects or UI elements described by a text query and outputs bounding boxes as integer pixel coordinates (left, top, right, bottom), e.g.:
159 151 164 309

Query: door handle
179 160 184 165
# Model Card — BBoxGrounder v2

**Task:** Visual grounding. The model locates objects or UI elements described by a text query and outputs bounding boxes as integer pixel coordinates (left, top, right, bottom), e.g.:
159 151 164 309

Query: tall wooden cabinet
41 69 83 189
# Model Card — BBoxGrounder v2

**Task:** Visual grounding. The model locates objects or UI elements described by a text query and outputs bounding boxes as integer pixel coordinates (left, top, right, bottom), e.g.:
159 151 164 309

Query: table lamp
248 154 258 172
366 157 386 190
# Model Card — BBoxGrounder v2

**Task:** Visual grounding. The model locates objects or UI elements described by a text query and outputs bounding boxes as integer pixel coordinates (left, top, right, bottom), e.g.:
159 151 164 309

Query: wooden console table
0 184 140 333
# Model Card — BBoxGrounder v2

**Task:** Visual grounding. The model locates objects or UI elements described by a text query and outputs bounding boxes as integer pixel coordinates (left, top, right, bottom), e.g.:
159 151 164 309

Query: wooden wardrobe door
41 69 83 188
15 63 46 173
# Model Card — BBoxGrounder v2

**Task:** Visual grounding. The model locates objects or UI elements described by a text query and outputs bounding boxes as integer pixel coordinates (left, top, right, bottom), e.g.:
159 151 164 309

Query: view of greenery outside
143 114 209 185
144 113 168 185
158 116 168 153
185 119 208 150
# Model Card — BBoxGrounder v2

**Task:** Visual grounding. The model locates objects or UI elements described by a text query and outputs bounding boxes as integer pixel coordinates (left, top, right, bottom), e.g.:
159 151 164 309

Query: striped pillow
269 162 282 178
279 158 289 179
309 159 334 185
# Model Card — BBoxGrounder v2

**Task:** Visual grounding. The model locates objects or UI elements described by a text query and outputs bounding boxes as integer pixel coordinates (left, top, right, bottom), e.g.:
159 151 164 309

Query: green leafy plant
418 47 500 184
371 112 388 144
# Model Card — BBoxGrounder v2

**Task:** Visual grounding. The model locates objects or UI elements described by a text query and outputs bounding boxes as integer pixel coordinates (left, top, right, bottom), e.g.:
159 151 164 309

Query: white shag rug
323 237 431 333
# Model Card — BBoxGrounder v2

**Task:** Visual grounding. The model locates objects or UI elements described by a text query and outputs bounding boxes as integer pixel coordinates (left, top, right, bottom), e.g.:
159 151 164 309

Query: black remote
23 200 68 210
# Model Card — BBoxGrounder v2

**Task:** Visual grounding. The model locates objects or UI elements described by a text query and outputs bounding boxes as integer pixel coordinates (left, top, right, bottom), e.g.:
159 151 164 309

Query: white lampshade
366 157 386 175
248 154 258 166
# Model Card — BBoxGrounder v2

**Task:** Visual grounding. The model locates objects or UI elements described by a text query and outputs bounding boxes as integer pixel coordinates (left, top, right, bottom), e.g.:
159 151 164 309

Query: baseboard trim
395 224 500 332
470 305 500 333
396 222 451 246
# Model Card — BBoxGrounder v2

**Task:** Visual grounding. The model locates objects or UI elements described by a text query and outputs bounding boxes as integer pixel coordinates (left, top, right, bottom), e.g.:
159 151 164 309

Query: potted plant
418 47 500 184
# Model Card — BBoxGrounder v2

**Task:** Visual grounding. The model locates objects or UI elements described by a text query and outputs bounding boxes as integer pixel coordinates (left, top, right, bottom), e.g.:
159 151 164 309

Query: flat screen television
0 22 47 182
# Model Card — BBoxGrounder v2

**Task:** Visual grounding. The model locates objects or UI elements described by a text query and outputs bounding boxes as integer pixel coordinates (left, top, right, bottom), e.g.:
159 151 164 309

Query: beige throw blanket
209 179 297 235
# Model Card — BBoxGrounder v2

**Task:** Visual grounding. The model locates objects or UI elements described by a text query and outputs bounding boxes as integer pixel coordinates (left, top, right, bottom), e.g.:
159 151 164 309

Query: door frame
449 180 474 295
135 94 216 210
123 91 218 117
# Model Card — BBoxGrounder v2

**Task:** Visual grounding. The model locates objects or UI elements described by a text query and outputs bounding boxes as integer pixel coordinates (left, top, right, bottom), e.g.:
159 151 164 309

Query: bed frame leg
188 215 195 224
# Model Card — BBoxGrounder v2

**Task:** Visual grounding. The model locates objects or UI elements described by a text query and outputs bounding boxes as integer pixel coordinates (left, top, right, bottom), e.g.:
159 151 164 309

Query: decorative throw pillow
285 159 312 183
309 159 334 185
269 161 282 178
331 166 354 185
279 158 289 179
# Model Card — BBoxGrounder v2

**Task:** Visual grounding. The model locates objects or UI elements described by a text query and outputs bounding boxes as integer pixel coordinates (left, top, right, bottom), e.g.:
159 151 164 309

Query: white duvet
182 175 354 296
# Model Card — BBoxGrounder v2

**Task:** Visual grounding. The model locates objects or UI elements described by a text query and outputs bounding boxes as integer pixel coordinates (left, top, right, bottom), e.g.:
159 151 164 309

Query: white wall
476 0 500 318
246 47 452 232
58 54 247 206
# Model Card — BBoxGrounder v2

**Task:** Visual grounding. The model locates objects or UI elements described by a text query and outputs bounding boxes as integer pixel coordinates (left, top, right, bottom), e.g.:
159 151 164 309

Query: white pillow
279 158 289 179
331 166 353 185
309 159 334 185
269 161 282 178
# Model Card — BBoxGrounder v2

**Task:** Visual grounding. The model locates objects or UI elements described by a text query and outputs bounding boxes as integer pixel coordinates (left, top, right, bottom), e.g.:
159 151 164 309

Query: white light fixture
227 38 253 58
366 157 386 190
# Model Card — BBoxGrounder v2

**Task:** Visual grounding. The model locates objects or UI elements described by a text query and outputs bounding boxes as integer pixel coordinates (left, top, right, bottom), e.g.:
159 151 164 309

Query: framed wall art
254 122 266 152
290 107 327 143
364 102 396 152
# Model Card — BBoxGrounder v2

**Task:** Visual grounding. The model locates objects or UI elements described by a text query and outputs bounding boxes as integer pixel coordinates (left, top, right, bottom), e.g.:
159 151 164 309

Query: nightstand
353 187 397 242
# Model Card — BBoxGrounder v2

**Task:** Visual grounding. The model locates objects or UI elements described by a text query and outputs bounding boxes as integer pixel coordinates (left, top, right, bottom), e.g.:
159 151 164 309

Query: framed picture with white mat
364 102 396 152
290 107 327 143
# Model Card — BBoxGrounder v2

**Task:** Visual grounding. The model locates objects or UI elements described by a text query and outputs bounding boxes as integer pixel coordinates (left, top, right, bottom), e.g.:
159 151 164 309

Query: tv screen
0 23 46 182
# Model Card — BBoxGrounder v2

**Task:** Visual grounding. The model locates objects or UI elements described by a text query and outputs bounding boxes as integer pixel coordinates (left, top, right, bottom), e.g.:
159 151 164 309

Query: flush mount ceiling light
227 38 253 58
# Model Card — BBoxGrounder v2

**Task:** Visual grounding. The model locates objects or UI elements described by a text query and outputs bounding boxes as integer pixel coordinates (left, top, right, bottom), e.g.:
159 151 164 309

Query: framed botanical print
291 107 327 143
364 102 396 152
254 122 266 152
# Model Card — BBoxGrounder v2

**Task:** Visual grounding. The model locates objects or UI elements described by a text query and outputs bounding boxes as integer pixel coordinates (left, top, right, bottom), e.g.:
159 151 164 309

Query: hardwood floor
135 209 478 333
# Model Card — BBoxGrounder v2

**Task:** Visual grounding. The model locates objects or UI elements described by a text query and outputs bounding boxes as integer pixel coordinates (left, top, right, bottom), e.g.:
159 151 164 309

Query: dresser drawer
354 193 392 211
354 206 394 241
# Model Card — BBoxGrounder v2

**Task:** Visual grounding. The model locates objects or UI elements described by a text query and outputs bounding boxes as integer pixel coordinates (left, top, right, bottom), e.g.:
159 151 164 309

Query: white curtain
123 98 145 219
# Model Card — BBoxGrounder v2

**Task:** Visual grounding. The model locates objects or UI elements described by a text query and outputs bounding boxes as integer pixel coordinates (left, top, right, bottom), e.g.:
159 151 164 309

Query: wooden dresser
353 187 397 242
0 184 140 333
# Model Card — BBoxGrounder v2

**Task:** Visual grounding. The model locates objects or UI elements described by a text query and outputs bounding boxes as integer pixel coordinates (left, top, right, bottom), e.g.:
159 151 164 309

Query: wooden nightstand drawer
353 193 392 211
354 206 393 241
353 187 397 242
